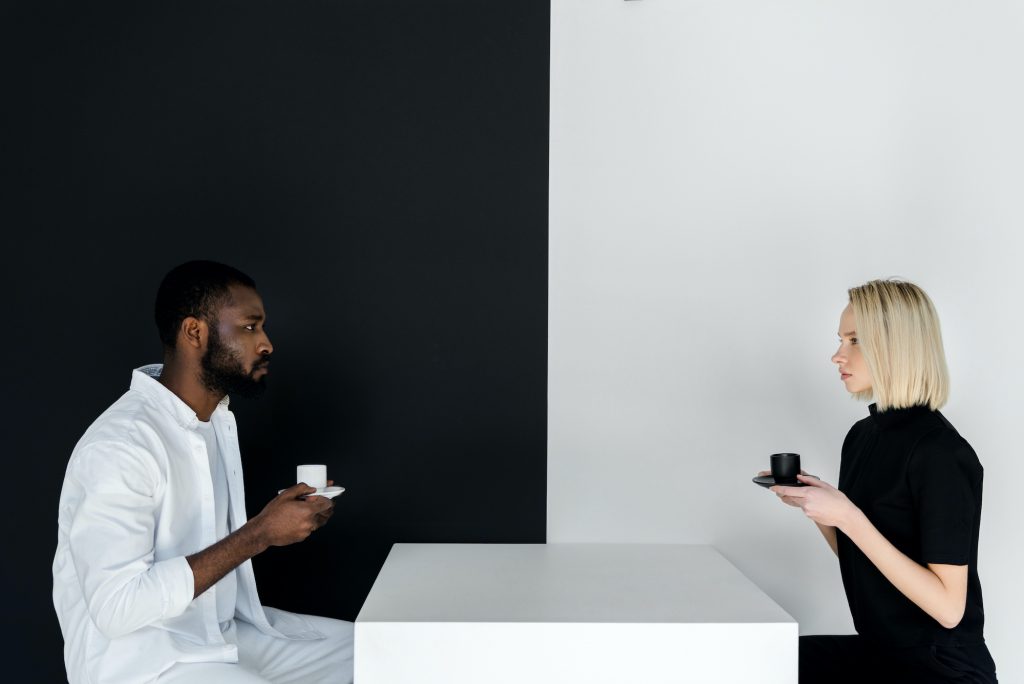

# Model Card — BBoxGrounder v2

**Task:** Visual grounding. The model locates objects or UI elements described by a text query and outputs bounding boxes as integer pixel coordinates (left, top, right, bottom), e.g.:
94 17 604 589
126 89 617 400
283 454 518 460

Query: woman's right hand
758 470 811 508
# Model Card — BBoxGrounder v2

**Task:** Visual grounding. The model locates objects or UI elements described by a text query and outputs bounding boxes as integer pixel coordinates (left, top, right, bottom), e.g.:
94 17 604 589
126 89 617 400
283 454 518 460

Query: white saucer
278 485 345 499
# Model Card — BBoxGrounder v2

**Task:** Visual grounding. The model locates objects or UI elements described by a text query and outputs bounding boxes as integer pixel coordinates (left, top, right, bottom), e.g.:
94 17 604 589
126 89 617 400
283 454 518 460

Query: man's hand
249 483 336 549
187 482 337 598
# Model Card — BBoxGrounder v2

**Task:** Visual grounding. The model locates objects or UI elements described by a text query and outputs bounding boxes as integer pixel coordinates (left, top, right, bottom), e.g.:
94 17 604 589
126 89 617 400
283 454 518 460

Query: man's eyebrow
242 313 265 322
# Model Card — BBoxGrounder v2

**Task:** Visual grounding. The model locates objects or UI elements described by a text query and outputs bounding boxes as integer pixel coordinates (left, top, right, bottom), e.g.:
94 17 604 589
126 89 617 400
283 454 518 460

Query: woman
768 279 997 683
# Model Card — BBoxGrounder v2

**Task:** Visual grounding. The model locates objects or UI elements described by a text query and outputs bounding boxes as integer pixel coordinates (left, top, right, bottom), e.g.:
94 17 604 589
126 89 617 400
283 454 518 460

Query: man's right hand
249 483 335 548
187 483 335 598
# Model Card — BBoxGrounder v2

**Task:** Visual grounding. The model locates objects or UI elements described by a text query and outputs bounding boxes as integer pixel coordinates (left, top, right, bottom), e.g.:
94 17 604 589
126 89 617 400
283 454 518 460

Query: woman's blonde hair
847 279 949 411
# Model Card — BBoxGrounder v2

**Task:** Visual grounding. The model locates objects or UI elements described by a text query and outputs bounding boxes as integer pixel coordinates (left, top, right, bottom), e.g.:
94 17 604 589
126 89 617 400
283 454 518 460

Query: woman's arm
774 475 968 629
761 470 838 556
842 509 967 628
814 522 838 556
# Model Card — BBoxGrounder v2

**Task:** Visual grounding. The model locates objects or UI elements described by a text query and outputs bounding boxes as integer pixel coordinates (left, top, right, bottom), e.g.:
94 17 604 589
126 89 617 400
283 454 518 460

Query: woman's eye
850 338 858 345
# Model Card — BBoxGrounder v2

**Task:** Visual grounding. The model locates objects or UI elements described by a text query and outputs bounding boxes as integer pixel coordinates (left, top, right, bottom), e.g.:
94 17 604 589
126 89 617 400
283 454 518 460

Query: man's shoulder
59 390 182 504
73 388 173 459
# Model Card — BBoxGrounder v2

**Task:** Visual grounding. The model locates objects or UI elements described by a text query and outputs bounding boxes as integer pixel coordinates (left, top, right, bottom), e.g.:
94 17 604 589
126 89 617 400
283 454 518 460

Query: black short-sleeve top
837 403 986 648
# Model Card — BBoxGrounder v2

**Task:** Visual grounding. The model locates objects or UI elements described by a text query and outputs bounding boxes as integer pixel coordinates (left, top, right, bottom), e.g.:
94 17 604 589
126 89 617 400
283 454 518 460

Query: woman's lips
841 373 852 380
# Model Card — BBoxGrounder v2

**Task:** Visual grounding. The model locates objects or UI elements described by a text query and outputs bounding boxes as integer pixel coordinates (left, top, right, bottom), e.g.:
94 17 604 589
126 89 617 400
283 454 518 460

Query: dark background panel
7 1 549 679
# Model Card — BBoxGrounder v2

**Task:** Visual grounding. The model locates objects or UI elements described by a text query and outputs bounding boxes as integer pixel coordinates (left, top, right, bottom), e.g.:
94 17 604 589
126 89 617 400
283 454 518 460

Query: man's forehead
221 284 265 317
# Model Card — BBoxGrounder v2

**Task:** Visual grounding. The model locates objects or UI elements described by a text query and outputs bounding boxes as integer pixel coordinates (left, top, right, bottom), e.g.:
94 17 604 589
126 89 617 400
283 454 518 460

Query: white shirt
193 418 237 630
53 365 325 684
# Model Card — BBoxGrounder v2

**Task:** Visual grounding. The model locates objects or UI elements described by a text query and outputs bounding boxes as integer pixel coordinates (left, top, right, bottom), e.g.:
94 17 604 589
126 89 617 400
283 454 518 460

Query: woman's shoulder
907 414 983 477
842 415 874 447
914 410 970 449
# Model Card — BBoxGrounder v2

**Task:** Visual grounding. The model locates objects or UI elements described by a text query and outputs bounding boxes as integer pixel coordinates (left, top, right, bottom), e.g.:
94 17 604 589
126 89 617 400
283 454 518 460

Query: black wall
9 2 549 679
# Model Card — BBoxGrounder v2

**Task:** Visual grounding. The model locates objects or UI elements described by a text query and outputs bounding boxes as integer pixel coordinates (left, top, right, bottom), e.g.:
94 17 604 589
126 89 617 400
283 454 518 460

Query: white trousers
157 613 354 684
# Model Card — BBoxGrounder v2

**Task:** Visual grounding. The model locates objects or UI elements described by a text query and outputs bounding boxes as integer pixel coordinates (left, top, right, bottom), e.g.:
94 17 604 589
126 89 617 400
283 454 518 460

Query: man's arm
66 443 193 638
187 483 335 598
65 443 336 638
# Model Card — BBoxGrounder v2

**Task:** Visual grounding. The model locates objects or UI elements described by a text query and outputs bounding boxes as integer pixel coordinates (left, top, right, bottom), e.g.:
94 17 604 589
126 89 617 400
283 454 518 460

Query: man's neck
158 359 225 422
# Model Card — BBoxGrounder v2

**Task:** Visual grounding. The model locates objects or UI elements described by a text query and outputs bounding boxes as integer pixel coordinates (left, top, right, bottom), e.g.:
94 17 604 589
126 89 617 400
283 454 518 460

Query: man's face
200 284 273 398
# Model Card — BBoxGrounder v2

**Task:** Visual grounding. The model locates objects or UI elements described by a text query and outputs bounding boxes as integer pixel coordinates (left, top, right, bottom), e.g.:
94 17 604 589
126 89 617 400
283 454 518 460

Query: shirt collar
130 364 230 430
868 402 933 430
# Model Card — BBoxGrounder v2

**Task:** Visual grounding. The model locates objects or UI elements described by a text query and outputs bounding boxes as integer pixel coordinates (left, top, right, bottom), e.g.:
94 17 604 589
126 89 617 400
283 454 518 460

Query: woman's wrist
837 503 868 537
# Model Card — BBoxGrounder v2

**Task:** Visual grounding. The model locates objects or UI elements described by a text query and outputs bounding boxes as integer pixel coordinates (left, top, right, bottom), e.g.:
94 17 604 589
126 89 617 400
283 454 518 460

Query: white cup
297 464 327 490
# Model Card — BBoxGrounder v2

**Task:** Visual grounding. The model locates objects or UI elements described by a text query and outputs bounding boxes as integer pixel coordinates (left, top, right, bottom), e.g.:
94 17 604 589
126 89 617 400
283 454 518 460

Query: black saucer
753 475 809 489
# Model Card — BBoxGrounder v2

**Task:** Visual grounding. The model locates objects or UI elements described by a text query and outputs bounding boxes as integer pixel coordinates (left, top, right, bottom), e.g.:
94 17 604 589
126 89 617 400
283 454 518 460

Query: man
53 261 354 683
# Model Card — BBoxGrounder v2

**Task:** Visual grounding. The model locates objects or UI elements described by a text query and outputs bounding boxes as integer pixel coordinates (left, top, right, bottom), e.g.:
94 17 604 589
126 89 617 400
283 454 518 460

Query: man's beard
200 325 268 398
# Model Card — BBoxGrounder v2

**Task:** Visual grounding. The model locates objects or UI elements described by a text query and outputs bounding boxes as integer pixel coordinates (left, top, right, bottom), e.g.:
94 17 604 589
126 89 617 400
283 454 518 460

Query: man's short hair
154 260 257 348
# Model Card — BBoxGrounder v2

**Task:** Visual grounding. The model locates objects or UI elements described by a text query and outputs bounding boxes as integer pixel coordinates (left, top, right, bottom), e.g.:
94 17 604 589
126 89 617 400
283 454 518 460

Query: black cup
770 453 800 484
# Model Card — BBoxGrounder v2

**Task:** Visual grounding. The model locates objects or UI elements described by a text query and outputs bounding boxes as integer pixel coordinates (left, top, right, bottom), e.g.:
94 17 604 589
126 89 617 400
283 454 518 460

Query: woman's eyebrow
839 330 857 337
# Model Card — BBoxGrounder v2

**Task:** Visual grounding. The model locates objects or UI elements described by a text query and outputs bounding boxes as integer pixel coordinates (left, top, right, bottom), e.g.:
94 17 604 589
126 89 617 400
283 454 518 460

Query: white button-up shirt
53 365 324 684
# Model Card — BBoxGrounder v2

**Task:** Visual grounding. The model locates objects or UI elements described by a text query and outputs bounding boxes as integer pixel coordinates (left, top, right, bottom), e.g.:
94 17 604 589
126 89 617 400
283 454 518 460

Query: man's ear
180 316 207 351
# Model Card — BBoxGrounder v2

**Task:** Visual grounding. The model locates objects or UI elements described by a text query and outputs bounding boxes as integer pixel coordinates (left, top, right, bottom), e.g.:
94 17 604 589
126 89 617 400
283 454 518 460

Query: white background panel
549 0 1024 678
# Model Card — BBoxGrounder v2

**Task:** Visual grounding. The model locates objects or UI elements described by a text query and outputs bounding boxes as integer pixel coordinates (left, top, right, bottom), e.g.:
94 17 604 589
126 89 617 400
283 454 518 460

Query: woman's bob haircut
847 279 949 411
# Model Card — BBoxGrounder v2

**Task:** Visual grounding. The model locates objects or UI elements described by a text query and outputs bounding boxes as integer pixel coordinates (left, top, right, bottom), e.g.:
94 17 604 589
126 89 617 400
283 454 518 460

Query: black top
837 403 986 649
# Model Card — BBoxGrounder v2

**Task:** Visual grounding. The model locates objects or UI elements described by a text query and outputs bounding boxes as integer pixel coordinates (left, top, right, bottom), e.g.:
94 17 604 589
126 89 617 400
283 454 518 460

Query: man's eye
244 324 256 331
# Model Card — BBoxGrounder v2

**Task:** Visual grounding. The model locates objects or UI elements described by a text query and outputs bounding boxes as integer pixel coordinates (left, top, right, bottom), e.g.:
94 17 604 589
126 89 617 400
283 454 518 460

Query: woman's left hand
771 475 860 529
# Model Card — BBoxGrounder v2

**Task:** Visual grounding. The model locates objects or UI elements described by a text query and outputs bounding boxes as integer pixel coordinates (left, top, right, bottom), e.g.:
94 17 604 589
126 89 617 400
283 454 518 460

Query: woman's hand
770 475 860 529
758 470 812 508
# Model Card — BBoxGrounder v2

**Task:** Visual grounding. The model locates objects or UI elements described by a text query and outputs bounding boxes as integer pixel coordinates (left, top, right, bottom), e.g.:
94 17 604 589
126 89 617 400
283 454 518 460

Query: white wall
549 0 1024 678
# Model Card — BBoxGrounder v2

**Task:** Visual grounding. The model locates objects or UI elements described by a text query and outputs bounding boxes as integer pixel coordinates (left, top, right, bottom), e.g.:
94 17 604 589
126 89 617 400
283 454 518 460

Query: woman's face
832 303 873 394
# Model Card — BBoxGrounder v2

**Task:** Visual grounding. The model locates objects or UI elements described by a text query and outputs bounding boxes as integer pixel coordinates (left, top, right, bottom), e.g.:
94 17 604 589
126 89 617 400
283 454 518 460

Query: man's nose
259 333 273 355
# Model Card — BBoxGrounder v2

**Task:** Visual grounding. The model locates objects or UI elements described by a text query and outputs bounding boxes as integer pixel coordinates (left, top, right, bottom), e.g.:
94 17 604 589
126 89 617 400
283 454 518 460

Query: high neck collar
868 402 933 430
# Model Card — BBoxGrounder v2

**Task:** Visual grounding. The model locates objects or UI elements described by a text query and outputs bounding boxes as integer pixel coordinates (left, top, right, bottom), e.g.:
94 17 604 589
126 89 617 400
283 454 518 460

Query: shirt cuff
156 555 195 618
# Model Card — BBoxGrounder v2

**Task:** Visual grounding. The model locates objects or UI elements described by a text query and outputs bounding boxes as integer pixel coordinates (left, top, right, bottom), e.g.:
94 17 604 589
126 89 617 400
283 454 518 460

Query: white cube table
355 543 796 683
